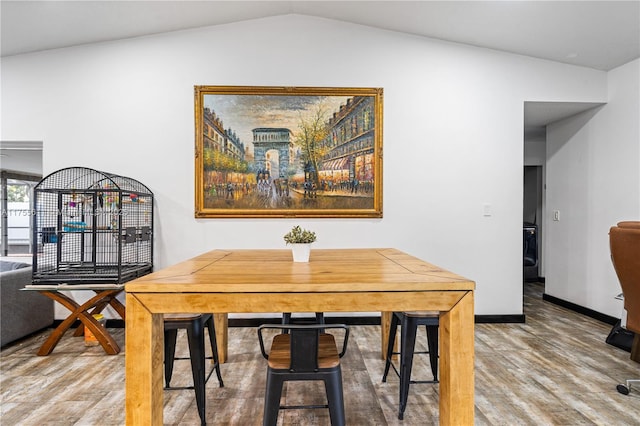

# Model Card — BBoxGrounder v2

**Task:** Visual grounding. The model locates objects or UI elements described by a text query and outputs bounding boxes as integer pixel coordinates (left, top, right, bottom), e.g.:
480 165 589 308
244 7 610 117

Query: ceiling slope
1 1 639 71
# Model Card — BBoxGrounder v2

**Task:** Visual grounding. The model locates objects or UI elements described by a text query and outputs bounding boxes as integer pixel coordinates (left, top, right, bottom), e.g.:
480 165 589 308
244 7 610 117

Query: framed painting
194 85 383 218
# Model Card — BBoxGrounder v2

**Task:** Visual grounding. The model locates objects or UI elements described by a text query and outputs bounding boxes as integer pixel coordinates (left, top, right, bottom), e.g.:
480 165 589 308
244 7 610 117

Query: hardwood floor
1 282 639 425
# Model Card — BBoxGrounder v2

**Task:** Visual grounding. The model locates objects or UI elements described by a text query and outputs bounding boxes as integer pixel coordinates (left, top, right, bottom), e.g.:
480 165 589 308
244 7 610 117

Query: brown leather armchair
609 221 640 395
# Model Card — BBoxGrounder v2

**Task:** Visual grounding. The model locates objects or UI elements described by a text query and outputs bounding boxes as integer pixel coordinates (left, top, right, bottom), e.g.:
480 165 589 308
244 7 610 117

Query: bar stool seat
164 313 224 425
382 311 439 420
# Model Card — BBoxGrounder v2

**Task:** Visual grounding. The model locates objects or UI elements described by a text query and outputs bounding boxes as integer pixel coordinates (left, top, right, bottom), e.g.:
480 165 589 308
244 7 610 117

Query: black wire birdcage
32 166 154 284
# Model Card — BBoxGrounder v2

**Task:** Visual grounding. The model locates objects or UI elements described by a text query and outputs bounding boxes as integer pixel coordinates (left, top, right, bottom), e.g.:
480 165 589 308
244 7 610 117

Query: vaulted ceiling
3 1 639 71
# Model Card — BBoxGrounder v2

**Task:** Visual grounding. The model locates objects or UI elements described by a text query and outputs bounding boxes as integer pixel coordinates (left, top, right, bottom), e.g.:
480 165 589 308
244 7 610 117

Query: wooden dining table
124 248 475 425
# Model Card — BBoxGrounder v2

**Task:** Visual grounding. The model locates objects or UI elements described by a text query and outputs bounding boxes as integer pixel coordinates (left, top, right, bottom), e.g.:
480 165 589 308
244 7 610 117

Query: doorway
523 166 542 282
522 101 606 288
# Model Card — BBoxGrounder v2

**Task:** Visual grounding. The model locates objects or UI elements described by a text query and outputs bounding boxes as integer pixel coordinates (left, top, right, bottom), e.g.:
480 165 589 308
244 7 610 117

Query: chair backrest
289 326 322 372
610 223 640 333
258 324 350 372
617 221 640 230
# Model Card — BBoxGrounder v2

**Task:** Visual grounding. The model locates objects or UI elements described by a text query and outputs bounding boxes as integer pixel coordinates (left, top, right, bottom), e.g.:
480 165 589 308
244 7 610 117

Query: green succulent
283 225 317 244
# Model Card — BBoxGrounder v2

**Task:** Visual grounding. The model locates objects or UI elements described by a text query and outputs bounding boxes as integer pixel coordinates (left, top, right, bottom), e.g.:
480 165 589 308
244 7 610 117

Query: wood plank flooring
1 282 639 425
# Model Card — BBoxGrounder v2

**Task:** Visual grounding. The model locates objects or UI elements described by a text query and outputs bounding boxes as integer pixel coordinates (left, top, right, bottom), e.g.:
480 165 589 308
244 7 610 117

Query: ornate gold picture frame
194 86 383 218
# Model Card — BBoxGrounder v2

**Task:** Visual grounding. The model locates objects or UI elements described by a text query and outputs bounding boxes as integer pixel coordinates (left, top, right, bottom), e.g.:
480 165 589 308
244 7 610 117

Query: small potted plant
283 225 316 262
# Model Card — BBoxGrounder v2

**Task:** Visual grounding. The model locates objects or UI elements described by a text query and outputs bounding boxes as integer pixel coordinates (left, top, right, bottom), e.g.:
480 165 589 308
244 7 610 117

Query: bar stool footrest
164 359 220 390
385 357 438 383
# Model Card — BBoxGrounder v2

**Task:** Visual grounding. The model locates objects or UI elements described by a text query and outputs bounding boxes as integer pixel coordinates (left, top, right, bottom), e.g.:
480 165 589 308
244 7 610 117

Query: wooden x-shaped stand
29 285 125 356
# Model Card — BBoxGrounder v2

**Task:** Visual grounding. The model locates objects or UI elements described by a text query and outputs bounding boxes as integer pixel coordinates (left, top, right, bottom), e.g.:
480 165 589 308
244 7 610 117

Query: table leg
73 291 126 337
214 313 228 363
73 301 108 337
37 290 122 356
381 311 391 360
108 295 126 319
125 293 164 426
439 291 474 425
380 311 400 361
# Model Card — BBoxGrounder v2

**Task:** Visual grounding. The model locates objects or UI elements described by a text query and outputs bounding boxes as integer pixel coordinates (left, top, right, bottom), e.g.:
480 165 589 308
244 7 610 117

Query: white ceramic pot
290 243 311 262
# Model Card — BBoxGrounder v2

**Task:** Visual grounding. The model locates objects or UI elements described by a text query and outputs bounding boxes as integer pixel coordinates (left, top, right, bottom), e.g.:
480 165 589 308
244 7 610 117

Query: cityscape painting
194 86 383 218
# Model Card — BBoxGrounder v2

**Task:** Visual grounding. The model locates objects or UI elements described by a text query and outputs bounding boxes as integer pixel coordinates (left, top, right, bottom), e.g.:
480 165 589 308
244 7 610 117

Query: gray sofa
1 261 54 347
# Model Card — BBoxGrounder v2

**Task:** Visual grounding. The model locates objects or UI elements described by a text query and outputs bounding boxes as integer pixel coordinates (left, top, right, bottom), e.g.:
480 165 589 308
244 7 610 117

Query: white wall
525 140 546 166
1 15 613 318
546 58 640 317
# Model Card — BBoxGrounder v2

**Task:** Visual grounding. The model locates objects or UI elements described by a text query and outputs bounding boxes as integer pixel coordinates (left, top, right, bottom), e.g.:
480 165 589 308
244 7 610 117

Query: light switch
483 203 492 217
553 210 560 221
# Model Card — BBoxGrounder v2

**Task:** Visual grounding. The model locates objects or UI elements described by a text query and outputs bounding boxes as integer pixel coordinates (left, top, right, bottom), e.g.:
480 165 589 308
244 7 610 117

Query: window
1 172 40 256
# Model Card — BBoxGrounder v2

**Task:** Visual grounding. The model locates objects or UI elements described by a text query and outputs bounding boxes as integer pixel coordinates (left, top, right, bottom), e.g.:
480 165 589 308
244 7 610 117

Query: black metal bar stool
164 314 224 425
382 311 439 420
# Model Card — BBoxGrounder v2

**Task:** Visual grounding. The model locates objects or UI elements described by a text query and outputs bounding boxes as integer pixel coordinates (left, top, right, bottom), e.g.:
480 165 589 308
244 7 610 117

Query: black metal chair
281 312 325 331
164 314 224 425
382 311 439 420
258 323 349 426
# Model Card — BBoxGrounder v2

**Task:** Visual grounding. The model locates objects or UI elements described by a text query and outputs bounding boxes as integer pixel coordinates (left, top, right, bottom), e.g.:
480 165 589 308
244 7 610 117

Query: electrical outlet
553 210 560 221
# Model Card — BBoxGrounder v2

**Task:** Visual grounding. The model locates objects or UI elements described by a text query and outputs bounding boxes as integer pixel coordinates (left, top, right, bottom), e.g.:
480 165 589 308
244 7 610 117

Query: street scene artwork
194 86 383 218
